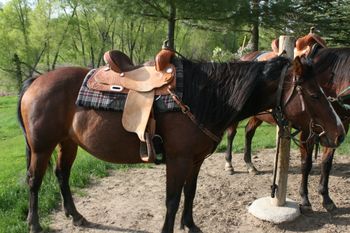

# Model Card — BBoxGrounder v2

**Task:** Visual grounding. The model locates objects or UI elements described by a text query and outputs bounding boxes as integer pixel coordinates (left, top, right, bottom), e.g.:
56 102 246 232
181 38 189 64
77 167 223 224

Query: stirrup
139 132 156 162
153 135 166 164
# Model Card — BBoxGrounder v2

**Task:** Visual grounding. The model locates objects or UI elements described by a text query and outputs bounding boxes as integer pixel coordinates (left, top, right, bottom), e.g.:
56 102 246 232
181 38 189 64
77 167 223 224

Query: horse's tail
17 77 36 170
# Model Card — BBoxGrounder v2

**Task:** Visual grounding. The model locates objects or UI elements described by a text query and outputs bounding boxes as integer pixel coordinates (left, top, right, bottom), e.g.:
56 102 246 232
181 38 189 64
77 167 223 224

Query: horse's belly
71 109 143 163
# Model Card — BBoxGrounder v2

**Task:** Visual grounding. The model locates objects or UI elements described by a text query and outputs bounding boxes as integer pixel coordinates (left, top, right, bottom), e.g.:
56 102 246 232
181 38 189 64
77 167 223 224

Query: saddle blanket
76 58 183 112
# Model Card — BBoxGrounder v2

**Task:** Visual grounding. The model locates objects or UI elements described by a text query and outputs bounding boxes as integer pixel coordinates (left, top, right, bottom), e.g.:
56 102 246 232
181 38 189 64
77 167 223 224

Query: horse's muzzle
320 131 345 148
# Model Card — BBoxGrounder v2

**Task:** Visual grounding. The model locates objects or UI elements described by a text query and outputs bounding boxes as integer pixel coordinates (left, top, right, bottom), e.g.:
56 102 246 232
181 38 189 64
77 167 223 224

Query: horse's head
282 57 345 148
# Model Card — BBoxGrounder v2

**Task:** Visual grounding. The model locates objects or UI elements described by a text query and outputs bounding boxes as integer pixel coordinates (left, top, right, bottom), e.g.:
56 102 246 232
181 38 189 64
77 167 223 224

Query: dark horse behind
224 33 350 212
18 55 344 233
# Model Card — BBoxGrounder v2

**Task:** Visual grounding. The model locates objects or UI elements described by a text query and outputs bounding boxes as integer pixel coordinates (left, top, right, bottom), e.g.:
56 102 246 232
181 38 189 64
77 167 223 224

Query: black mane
314 48 350 85
181 56 290 132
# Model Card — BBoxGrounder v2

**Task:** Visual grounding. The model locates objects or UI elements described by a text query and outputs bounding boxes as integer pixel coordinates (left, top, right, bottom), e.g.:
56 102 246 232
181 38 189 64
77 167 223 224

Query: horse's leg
224 122 239 174
162 157 191 233
319 123 349 211
244 117 262 174
180 162 203 233
55 139 87 225
299 132 313 211
318 147 336 211
27 149 53 233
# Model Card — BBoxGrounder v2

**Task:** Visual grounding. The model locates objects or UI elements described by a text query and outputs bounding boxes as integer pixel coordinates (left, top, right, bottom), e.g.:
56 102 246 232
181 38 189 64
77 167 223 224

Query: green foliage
211 47 235 62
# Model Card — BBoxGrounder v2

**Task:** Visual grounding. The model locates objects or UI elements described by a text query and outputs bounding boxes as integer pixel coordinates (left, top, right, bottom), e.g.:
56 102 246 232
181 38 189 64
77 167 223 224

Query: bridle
270 62 327 197
272 63 327 141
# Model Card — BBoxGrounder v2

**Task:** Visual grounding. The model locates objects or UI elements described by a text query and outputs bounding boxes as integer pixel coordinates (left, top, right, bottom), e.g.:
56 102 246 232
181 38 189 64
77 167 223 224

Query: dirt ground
49 149 350 233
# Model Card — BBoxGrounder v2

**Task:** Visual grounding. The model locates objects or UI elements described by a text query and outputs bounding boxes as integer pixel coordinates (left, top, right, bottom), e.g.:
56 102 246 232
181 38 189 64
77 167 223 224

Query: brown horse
240 38 279 61
18 56 345 233
224 33 350 211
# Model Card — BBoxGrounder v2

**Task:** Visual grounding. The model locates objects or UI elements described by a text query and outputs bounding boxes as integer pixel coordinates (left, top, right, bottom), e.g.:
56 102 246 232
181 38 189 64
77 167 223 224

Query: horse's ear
292 56 304 77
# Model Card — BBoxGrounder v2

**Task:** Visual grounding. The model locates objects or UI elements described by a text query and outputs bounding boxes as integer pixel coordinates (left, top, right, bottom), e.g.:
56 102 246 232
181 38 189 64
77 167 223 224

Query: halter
270 63 327 197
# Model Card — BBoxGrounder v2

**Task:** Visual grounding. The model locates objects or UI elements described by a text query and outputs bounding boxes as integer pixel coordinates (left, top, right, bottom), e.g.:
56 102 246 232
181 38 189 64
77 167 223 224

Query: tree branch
139 0 167 18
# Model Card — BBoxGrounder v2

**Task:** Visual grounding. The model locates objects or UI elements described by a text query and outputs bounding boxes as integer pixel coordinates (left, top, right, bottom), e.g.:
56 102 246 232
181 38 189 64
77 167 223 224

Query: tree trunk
13 54 23 92
167 0 176 49
251 0 260 51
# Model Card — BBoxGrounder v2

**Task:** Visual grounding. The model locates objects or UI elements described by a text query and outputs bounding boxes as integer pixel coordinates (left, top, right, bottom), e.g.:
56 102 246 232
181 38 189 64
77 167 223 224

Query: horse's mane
181 56 290 132
314 48 350 85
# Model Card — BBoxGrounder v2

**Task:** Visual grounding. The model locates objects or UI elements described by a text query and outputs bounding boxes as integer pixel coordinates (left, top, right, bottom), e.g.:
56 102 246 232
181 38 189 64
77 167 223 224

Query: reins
167 87 222 144
328 86 350 111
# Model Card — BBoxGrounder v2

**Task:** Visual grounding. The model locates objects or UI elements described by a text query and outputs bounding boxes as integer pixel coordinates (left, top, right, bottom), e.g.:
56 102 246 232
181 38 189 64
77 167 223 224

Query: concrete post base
248 197 300 224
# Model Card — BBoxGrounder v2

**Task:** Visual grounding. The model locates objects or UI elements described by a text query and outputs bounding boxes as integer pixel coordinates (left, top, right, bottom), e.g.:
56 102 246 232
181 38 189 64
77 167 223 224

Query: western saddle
87 48 176 162
294 27 327 58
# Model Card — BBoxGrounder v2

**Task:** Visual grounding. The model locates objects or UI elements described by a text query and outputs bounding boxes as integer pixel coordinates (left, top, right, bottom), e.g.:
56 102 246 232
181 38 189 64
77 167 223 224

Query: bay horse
239 38 279 61
18 56 345 233
224 32 349 211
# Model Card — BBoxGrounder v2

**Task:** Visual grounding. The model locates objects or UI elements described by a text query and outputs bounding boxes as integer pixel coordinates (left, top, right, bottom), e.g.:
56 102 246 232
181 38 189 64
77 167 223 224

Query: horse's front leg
244 117 262 174
180 161 203 233
55 139 87 226
299 132 314 211
319 147 336 211
162 157 191 233
224 122 239 174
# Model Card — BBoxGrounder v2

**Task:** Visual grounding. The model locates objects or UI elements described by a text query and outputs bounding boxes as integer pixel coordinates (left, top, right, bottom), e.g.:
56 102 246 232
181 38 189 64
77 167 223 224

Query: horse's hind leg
180 162 203 233
55 139 87 225
244 117 262 174
27 149 54 233
224 122 239 174
318 147 336 211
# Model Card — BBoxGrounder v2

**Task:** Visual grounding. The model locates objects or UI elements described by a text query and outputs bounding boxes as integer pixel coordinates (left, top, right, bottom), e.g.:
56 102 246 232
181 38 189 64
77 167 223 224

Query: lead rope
271 134 281 198
270 64 290 198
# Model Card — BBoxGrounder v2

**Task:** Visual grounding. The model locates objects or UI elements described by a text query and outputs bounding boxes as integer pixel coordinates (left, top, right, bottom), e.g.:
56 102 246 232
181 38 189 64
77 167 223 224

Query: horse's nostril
337 134 345 145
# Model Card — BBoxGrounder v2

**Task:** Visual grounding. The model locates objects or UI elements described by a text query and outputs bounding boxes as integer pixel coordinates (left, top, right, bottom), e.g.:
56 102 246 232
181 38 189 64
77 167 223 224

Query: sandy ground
49 149 350 233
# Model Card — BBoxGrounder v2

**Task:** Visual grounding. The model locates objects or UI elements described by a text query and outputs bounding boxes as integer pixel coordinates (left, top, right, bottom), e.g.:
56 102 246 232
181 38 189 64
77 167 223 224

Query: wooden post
248 36 300 223
271 36 295 206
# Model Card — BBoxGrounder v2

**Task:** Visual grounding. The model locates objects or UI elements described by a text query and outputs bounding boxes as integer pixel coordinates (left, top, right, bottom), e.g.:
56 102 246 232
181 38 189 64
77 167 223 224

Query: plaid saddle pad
76 58 183 112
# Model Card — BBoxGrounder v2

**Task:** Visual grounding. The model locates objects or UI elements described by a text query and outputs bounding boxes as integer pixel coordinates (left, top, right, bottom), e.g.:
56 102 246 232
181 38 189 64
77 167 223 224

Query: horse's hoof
224 164 234 175
323 202 337 212
188 225 202 233
299 204 313 214
225 167 234 175
247 167 259 175
73 216 88 226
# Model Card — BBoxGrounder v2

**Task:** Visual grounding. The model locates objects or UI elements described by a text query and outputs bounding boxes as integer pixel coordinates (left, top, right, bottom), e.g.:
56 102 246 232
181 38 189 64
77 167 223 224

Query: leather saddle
87 49 176 162
294 27 327 58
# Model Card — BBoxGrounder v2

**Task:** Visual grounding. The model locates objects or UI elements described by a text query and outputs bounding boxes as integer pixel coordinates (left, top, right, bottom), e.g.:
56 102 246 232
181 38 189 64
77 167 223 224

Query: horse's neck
314 48 350 95
235 75 281 121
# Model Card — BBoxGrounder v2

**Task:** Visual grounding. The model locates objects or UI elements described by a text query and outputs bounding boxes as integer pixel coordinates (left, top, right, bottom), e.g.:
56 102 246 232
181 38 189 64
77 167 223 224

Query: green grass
0 96 140 232
216 121 277 153
0 71 18 95
0 95 349 233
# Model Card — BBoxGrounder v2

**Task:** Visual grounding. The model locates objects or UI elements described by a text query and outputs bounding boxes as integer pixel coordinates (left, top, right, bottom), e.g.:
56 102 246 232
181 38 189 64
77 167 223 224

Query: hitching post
271 35 295 206
248 35 300 223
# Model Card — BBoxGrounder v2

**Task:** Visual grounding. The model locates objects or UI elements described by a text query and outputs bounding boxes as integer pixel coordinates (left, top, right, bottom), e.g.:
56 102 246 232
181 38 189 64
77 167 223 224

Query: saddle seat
87 48 176 163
